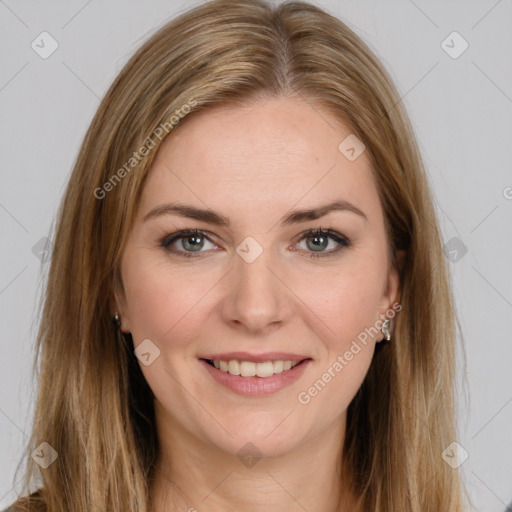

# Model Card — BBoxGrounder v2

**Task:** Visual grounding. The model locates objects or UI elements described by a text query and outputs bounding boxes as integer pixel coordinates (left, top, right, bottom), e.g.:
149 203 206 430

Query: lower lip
199 359 311 396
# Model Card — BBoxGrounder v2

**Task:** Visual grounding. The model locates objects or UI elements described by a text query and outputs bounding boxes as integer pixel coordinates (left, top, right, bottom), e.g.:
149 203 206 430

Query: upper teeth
213 360 300 378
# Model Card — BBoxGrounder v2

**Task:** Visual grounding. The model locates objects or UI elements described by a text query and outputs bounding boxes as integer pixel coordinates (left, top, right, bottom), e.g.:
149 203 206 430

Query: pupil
184 235 203 251
309 235 327 251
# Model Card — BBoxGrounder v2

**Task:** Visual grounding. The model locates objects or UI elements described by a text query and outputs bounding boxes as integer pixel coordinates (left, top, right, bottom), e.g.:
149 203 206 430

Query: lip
198 351 310 363
199 357 312 396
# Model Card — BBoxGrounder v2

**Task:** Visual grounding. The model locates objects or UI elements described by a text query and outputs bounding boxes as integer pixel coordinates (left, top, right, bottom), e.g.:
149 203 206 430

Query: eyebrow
142 199 367 226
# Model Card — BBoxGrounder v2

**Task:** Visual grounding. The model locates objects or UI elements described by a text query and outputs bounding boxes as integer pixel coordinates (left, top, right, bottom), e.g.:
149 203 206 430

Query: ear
111 275 132 334
378 249 406 329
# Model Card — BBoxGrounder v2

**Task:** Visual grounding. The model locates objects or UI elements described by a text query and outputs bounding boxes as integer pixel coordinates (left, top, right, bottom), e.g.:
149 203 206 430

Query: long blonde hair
11 1 466 510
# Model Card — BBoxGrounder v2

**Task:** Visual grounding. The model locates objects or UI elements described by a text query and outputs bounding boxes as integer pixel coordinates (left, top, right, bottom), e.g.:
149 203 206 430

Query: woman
6 0 468 511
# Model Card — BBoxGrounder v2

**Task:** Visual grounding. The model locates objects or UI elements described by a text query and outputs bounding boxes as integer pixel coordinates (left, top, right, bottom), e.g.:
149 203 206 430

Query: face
115 95 401 459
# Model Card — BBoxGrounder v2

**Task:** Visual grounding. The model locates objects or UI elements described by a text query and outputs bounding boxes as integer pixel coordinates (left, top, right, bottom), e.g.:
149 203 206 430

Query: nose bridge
222 238 291 332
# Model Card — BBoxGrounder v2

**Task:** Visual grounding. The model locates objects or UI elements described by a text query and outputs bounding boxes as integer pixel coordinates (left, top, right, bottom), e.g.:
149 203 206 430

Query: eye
293 227 351 258
159 229 217 258
159 227 351 259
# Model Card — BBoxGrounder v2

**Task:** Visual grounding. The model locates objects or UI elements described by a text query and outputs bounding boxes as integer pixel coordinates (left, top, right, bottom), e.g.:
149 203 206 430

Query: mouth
198 355 312 396
202 357 310 378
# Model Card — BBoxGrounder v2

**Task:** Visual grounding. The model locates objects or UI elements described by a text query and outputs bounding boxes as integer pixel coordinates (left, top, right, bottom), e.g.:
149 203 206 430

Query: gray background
1 0 511 510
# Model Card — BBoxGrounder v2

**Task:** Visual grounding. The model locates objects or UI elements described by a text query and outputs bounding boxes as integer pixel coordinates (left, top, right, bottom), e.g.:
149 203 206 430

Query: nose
220 244 293 335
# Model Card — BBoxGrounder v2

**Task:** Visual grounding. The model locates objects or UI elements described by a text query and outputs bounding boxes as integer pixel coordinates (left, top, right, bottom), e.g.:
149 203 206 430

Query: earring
113 312 121 327
381 319 392 341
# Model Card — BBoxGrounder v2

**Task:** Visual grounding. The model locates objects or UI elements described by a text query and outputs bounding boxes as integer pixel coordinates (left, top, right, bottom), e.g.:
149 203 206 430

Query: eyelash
158 227 351 259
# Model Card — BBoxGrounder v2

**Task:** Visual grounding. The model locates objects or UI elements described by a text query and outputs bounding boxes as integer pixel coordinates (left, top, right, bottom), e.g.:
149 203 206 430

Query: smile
200 357 311 396
206 359 300 378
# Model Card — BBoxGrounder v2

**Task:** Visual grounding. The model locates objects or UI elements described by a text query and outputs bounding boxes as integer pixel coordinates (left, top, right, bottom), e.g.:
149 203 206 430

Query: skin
114 95 403 512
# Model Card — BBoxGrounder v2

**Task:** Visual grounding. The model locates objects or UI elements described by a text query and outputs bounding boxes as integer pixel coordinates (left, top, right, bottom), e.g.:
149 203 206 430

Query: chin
202 412 307 460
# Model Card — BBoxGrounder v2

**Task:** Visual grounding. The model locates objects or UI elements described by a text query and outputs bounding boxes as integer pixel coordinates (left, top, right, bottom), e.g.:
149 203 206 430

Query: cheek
295 265 381 414
294 256 385 350
121 252 208 345
305 258 385 407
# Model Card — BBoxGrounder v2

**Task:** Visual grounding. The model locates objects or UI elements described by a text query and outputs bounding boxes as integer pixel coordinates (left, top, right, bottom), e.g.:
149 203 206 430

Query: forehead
138 95 382 227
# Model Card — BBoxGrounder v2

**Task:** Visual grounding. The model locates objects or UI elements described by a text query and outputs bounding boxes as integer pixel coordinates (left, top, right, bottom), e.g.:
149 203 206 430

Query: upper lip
199 352 311 363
